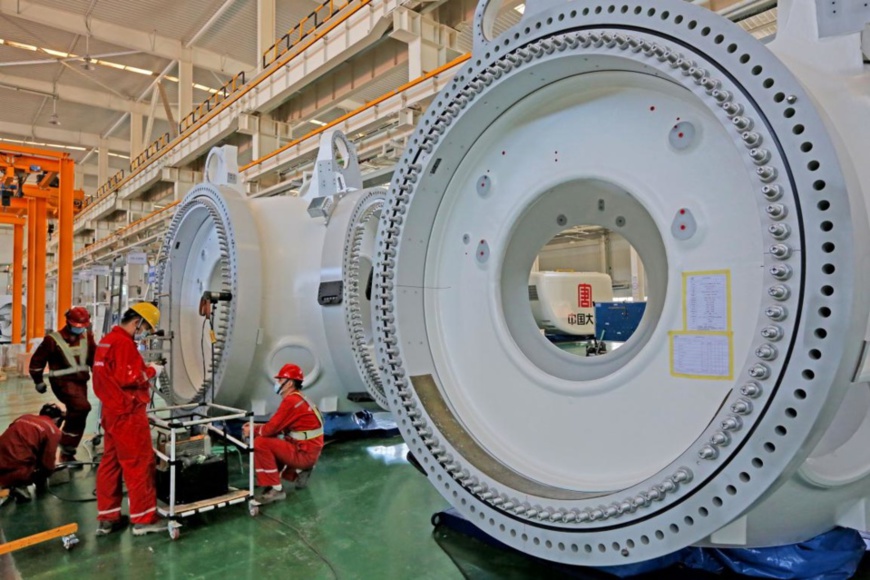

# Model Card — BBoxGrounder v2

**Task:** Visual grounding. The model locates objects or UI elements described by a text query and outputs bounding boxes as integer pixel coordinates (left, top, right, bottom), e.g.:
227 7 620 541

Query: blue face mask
69 326 86 335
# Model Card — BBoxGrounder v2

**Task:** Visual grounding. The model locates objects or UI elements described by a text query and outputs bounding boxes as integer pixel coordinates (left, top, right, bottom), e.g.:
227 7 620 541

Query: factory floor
2 374 868 579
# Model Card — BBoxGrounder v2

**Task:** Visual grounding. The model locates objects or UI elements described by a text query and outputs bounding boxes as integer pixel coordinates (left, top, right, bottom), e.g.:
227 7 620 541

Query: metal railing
262 0 368 68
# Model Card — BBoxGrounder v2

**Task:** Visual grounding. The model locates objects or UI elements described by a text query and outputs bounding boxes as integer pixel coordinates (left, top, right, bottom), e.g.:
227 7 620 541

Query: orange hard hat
65 306 91 328
275 363 304 382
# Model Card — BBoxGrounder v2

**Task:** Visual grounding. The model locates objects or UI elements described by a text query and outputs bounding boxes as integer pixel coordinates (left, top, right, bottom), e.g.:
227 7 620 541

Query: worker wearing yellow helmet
92 301 167 536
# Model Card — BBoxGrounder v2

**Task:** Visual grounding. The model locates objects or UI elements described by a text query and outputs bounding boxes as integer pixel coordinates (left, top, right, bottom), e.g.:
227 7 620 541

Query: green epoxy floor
1 374 562 580
2 374 868 579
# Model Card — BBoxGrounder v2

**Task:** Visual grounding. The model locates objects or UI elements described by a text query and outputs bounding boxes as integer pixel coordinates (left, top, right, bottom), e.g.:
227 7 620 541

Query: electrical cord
46 461 102 503
260 512 340 579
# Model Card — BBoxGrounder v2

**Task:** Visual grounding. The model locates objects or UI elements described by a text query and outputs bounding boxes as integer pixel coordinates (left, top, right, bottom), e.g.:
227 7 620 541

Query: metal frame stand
148 402 257 540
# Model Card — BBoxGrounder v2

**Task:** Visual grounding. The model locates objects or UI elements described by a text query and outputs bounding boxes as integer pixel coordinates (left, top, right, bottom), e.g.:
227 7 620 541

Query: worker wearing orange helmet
93 302 166 536
244 364 324 505
29 306 96 463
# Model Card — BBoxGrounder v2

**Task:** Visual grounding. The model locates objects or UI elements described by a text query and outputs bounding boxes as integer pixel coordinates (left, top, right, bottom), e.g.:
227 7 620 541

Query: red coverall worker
29 307 96 460
93 324 159 526
0 407 62 489
252 364 324 500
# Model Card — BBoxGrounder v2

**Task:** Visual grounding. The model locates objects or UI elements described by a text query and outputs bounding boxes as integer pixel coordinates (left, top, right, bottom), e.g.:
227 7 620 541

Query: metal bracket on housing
317 280 344 306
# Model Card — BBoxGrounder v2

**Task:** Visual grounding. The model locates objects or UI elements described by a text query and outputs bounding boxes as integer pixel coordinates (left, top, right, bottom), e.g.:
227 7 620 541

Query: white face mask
134 331 150 342
274 380 285 395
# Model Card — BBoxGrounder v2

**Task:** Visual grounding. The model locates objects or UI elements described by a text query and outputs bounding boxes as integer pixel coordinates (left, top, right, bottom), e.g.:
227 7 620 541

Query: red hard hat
275 363 304 382
65 306 91 328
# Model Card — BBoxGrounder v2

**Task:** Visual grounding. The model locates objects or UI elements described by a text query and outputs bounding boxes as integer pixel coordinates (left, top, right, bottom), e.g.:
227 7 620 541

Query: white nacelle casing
529 271 614 335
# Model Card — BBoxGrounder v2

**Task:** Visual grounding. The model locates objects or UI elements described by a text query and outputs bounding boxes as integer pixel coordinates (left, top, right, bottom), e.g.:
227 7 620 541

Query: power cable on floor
260 512 339 580
45 462 102 503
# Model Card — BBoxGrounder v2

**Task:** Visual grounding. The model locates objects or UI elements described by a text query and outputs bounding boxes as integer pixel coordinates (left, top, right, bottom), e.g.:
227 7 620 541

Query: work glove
148 363 165 377
34 382 47 394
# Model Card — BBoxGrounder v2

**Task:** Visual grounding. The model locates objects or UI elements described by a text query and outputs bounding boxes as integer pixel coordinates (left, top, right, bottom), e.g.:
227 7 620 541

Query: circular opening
504 180 668 384
529 225 650 359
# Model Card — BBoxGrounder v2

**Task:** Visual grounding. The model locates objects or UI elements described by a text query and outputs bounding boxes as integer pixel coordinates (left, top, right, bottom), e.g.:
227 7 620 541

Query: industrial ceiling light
48 97 60 126
82 35 95 71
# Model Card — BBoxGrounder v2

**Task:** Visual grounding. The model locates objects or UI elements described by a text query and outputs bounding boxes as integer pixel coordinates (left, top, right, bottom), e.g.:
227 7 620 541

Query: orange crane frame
1 143 76 349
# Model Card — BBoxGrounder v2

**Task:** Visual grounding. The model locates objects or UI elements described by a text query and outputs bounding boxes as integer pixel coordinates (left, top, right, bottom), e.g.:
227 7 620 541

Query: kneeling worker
244 364 324 504
0 404 65 502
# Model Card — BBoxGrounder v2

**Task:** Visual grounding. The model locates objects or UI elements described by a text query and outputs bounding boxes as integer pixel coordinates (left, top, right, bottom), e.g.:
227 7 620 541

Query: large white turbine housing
157 133 386 414
373 0 870 565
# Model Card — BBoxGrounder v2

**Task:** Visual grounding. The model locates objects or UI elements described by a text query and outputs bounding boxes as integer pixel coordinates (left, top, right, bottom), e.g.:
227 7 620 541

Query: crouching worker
0 404 64 502
244 364 324 505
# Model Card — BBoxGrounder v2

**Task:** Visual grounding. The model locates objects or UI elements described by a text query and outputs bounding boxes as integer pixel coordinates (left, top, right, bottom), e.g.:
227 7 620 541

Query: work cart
148 403 258 540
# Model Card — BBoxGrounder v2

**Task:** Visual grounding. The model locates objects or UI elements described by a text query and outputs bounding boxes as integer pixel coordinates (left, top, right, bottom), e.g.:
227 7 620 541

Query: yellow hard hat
129 302 160 330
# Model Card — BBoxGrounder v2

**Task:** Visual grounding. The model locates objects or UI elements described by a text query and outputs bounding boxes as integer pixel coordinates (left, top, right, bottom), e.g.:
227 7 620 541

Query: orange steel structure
1 143 78 350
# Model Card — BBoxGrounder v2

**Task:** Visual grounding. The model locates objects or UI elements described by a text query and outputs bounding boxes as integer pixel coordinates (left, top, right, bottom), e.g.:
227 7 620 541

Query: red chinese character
578 283 593 309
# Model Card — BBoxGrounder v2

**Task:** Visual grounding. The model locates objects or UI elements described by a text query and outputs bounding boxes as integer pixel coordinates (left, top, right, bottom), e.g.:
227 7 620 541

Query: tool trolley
148 403 259 540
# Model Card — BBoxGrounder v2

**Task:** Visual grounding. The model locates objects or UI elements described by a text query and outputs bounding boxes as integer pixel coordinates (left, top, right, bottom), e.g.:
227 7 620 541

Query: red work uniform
0 414 61 488
254 391 324 487
29 328 96 455
92 325 158 525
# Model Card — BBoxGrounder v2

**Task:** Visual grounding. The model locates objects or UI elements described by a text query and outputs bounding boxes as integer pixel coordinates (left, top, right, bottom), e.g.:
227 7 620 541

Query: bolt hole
801 142 813 153
808 160 820 171
701 26 711 36
773 92 785 102
786 407 798 418
775 425 787 436
712 497 723 507
751 65 762 75
752 457 764 468
763 78 774 88
655 530 664 540
793 124 805 135
795 389 807 400
813 180 826 191
688 20 697 29
698 507 709 517
818 306 831 318
784 107 795 118
641 535 650 545
803 369 816 380
739 53 750 64
818 200 830 211
821 285 834 296
764 442 776 453
822 241 835 253
684 516 695 526
815 328 828 339
739 472 751 483
809 349 822 360
726 485 737 496
670 524 680 533
820 221 833 232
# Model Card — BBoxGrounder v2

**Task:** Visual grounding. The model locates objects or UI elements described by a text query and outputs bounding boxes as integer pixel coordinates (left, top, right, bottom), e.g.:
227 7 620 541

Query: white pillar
98 139 109 185
130 113 144 159
257 0 276 72
630 246 645 302
178 60 194 122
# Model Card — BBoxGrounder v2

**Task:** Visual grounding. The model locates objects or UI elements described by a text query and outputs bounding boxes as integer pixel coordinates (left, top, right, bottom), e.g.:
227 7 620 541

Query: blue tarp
599 527 867 580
